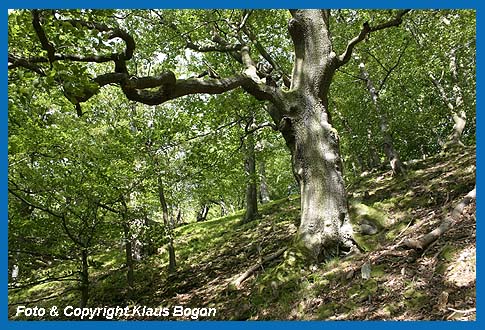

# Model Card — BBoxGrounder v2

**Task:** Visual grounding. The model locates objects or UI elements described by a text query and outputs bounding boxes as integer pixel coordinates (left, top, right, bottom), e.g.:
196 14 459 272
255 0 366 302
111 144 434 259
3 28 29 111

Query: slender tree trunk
11 264 19 282
10 251 20 282
158 177 176 274
166 236 176 274
196 204 210 222
119 198 135 294
219 200 228 216
123 222 134 293
80 248 89 308
360 63 405 176
448 49 467 146
259 161 271 204
368 140 381 170
430 48 467 149
450 49 466 146
242 133 259 223
449 111 466 146
175 208 182 226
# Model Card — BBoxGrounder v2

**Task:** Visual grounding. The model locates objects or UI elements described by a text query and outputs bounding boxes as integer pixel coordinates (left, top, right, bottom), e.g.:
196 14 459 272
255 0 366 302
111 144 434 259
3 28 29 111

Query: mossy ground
9 147 476 320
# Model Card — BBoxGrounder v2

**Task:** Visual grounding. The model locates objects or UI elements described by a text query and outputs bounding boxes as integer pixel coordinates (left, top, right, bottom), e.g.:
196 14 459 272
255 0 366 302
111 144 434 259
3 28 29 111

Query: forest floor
9 147 476 320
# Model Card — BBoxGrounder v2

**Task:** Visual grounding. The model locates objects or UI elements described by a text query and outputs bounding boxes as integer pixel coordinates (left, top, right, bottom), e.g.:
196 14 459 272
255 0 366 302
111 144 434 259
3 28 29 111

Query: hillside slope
9 147 476 320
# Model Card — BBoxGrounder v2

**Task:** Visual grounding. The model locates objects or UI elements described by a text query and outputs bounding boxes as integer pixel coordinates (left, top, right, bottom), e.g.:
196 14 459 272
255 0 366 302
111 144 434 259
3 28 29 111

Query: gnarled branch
120 75 243 105
31 10 135 65
14 10 284 112
62 19 135 60
32 10 56 63
337 9 410 68
241 25 291 86
8 54 46 76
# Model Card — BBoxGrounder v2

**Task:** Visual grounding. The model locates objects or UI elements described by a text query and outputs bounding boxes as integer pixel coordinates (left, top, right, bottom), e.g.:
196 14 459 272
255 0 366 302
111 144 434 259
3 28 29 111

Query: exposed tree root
231 247 287 289
403 186 475 251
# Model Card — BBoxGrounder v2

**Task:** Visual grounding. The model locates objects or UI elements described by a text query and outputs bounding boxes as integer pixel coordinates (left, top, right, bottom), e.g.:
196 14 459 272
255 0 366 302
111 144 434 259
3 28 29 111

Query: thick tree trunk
259 161 271 204
360 63 405 176
80 248 89 308
282 99 356 260
242 133 259 223
158 177 176 274
264 10 358 260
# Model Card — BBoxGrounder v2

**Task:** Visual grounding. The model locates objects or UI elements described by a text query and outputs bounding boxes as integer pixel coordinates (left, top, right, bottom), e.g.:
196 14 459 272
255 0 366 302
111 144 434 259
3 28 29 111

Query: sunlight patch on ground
444 246 475 288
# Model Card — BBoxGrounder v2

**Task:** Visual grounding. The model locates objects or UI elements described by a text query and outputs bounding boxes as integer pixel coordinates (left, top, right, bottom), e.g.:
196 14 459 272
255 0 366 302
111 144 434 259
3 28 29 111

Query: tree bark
265 10 359 260
175 208 182 225
282 99 356 260
118 198 135 294
360 63 405 176
219 200 228 216
242 132 260 223
80 248 89 308
158 177 176 274
167 237 176 274
429 48 467 149
271 9 409 259
259 161 271 204
447 49 467 147
196 204 210 222
122 222 134 293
